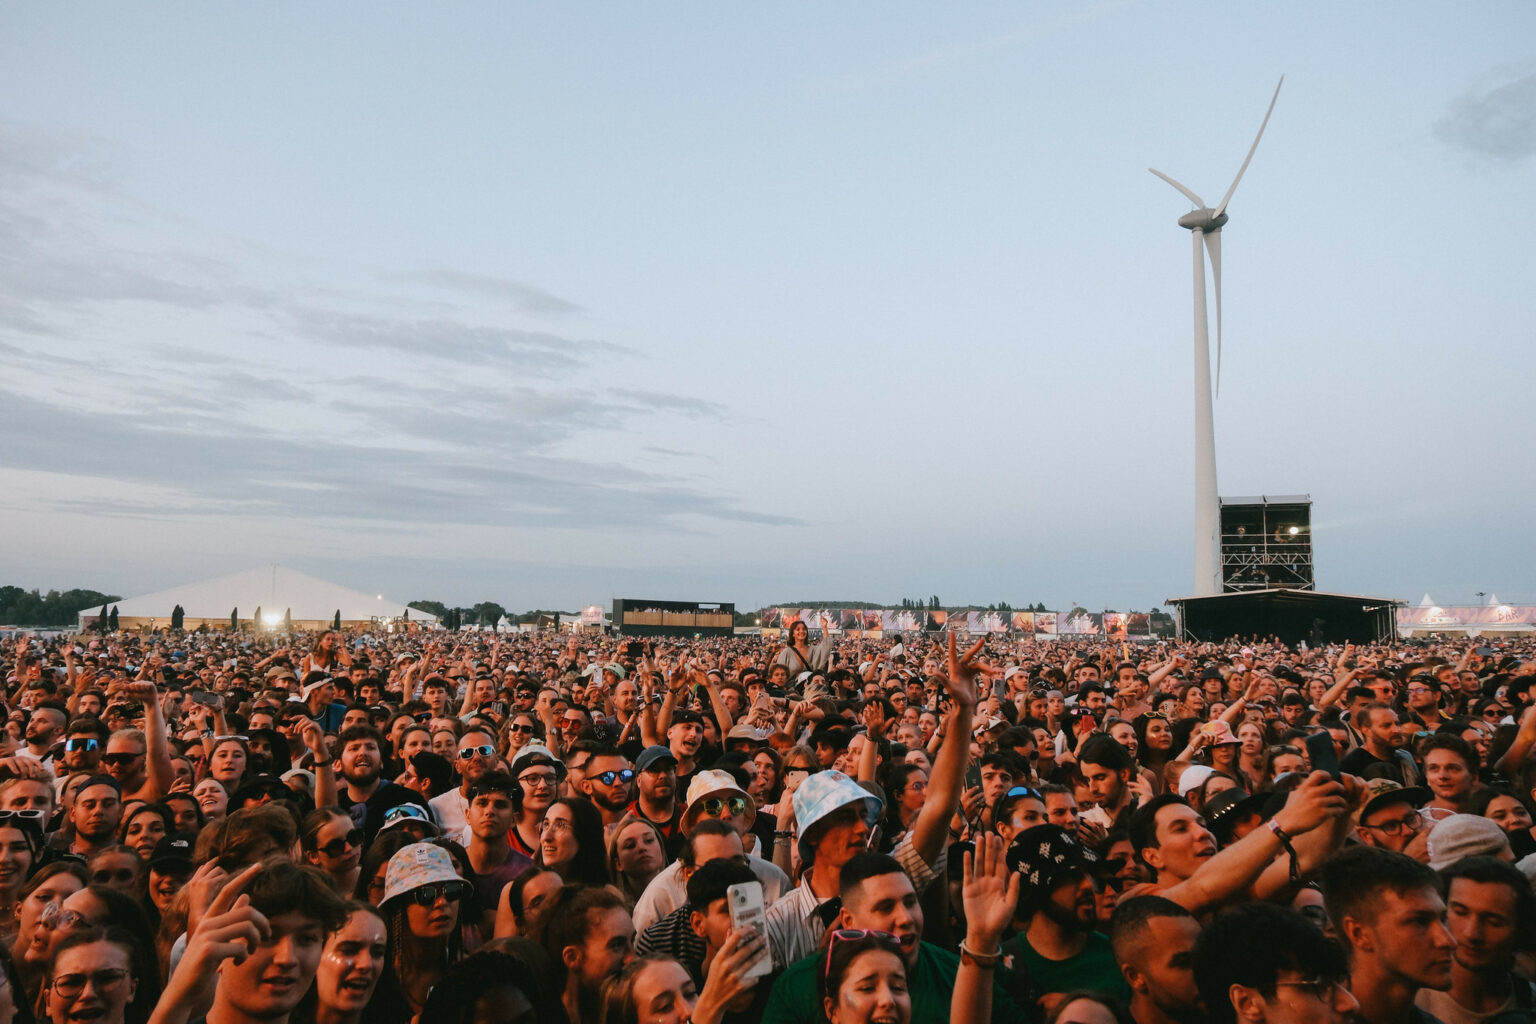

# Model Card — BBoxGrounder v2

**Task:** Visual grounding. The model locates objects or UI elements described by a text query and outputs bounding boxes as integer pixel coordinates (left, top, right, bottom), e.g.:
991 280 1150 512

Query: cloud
1435 70 1536 161
383 269 583 316
610 388 728 419
0 387 799 530
0 119 796 543
285 307 629 374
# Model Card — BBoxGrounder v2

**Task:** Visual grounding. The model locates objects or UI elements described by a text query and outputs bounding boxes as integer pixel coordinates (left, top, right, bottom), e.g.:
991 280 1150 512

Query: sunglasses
317 829 365 858
594 769 635 786
100 753 142 767
1004 786 1042 800
702 796 749 818
384 805 430 824
64 738 100 753
509 723 535 734
413 713 432 723
409 881 468 906
458 745 495 761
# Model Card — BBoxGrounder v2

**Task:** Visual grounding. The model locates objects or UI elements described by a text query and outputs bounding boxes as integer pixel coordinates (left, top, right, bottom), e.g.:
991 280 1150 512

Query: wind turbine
1151 77 1283 597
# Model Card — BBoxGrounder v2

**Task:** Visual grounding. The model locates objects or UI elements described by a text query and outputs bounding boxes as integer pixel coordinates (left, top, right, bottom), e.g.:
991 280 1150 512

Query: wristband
958 941 1006 969
1268 819 1301 883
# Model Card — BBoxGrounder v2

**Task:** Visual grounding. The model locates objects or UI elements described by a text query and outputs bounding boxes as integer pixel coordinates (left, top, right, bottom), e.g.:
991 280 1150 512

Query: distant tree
472 602 507 628
230 607 238 631
333 609 342 630
97 604 109 633
170 605 185 631
282 608 292 631
408 600 450 621
109 606 119 630
253 606 263 632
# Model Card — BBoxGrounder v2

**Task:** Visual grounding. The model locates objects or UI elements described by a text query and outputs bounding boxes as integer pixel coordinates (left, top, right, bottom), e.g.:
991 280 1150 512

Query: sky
1 3 1533 614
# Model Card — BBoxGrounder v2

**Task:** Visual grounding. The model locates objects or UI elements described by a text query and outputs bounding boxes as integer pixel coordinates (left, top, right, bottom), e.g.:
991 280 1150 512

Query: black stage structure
612 599 735 638
1167 589 1400 645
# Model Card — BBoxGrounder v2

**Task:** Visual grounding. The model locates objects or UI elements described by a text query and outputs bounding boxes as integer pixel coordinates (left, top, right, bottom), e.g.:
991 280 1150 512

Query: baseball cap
1006 824 1103 889
148 834 195 872
634 746 679 774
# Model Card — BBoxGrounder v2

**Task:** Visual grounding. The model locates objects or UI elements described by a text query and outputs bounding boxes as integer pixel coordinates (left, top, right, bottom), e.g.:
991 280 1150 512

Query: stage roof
1165 588 1401 644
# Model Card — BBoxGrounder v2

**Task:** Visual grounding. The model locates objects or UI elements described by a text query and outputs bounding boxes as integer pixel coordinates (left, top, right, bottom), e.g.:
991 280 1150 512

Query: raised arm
953 833 1018 1024
908 633 982 868
1160 770 1345 916
1496 704 1536 777
121 679 175 800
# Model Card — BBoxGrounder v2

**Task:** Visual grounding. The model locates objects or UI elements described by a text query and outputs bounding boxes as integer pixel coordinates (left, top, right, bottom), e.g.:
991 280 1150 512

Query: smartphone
965 763 982 791
190 690 221 707
1304 731 1340 780
726 881 773 979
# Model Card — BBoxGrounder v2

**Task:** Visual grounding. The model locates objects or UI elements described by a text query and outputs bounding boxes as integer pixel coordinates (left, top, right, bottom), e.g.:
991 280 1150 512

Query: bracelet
958 940 1005 969
1268 819 1301 883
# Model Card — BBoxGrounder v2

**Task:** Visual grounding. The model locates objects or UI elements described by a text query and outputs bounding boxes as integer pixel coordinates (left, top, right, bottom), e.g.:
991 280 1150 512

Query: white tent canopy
83 565 439 630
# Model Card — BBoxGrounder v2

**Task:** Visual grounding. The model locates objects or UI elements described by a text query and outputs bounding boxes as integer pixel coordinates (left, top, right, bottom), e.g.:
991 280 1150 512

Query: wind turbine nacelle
1177 209 1228 232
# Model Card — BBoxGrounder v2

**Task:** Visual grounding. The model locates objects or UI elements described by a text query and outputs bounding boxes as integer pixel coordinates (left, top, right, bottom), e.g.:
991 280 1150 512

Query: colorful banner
1396 604 1536 628
967 610 1011 634
749 607 1122 634
1059 612 1103 635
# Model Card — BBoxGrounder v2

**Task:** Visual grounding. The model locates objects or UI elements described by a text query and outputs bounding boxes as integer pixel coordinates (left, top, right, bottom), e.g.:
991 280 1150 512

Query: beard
1040 892 1096 934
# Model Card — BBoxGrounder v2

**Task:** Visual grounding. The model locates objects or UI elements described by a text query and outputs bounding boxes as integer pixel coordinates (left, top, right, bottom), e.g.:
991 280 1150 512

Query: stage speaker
1219 495 1314 593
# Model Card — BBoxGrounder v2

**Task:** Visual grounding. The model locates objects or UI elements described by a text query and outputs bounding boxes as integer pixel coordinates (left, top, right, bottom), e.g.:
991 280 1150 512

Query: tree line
0 587 121 628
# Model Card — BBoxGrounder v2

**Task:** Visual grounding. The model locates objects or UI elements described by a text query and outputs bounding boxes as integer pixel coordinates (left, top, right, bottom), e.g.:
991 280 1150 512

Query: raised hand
962 832 1019 949
944 632 988 709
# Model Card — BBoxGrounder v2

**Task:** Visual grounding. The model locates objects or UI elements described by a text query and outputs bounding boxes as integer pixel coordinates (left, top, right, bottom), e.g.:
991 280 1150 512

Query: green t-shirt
761 940 1021 1024
1003 930 1130 1006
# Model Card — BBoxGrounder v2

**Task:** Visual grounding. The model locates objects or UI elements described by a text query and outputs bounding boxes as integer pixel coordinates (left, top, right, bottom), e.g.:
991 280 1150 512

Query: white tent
81 565 440 631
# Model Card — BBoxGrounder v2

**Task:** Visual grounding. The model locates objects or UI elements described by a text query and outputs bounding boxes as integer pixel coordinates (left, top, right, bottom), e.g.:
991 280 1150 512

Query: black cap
1006 824 1103 889
1204 788 1270 841
149 833 195 871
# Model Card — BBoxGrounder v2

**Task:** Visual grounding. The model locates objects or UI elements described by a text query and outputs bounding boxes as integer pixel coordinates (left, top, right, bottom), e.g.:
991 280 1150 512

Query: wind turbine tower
1151 78 1283 597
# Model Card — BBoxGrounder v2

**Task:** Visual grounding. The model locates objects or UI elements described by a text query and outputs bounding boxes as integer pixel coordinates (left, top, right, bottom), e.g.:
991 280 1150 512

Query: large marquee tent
79 565 440 632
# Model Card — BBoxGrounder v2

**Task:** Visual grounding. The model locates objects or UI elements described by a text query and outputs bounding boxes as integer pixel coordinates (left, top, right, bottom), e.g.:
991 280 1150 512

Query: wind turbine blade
1148 168 1206 208
1213 76 1283 219
1205 229 1223 397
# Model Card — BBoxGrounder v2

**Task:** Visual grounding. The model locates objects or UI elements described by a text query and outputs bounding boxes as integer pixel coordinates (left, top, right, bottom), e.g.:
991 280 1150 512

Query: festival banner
1059 611 1103 635
967 610 1010 634
760 608 782 628
925 610 948 632
1104 613 1128 638
1475 605 1536 624
1034 613 1058 634
862 610 883 630
840 609 863 631
882 610 924 632
1126 612 1152 636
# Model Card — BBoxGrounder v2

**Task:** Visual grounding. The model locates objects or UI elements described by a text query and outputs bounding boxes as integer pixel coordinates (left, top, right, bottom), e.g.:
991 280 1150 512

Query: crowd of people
0 619 1534 1024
